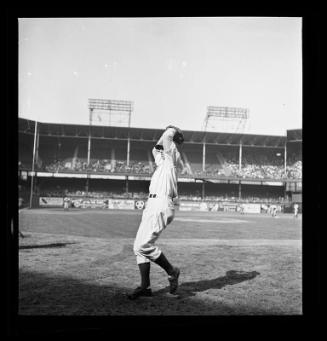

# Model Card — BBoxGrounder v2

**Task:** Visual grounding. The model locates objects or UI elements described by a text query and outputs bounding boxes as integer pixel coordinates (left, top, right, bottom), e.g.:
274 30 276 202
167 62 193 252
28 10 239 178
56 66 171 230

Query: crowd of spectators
28 150 302 180
66 190 149 199
40 189 149 199
38 188 286 203
187 152 302 180
42 158 152 174
219 152 285 179
179 191 285 203
286 160 302 179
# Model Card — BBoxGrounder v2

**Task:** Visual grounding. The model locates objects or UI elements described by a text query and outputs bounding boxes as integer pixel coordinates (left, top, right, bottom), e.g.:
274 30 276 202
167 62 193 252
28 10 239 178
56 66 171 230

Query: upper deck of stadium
19 117 301 147
19 118 302 182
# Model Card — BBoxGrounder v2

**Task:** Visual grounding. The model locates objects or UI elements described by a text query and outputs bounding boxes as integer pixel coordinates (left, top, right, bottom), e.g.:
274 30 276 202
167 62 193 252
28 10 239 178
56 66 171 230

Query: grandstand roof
287 129 302 142
19 118 287 148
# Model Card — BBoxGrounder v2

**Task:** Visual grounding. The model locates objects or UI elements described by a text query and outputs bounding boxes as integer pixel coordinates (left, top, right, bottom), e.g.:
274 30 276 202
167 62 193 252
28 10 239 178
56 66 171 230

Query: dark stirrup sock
138 262 151 289
153 253 174 276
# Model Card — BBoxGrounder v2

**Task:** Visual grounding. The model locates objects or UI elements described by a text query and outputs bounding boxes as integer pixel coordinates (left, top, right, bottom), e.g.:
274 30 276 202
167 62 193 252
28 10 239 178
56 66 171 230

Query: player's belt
149 194 174 200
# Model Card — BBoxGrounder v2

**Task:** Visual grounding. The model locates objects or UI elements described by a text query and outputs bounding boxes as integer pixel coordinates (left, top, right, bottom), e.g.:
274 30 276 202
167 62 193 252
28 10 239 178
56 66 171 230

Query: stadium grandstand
18 118 302 212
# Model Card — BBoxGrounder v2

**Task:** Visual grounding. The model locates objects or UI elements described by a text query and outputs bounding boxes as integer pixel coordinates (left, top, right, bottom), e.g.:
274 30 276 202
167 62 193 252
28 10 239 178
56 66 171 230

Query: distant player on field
270 204 278 218
128 125 184 300
293 203 299 218
63 197 70 211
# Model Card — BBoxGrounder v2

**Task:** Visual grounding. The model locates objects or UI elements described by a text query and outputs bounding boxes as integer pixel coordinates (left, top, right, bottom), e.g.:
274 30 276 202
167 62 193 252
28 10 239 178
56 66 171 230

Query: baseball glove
166 125 184 145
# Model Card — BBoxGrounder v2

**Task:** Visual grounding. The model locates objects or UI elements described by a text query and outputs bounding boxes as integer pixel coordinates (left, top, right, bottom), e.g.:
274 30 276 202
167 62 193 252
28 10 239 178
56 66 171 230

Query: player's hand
166 125 180 132
172 197 180 206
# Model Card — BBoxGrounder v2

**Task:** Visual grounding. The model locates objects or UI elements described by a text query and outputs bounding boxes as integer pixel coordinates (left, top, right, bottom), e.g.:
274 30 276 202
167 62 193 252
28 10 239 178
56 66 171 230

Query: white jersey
149 128 181 198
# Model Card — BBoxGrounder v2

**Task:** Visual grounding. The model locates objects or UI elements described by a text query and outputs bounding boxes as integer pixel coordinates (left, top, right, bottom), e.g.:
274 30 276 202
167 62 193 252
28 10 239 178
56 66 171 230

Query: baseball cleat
168 267 180 294
127 287 152 300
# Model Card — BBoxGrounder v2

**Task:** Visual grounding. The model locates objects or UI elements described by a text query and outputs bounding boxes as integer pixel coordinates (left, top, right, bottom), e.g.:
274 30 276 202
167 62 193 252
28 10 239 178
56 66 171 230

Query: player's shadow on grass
156 270 260 298
18 269 268 317
19 242 77 250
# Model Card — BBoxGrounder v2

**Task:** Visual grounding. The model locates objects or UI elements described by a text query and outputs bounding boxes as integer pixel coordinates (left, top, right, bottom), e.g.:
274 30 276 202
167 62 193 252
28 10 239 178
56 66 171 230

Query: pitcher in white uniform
128 125 184 300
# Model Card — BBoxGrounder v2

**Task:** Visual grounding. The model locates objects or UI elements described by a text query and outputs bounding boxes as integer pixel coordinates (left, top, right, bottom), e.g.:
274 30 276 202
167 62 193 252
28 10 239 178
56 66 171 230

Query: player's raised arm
176 151 184 170
162 127 176 152
162 125 184 151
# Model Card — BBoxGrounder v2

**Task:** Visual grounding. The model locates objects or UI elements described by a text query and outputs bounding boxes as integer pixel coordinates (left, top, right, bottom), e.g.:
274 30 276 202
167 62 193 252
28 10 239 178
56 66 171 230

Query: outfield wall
37 196 300 213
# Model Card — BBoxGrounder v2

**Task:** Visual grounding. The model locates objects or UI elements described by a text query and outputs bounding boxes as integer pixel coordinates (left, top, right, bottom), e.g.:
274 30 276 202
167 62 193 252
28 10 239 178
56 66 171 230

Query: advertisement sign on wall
135 200 145 210
242 203 261 214
222 203 238 212
108 199 135 210
70 198 109 209
179 201 205 211
39 197 64 207
207 202 221 212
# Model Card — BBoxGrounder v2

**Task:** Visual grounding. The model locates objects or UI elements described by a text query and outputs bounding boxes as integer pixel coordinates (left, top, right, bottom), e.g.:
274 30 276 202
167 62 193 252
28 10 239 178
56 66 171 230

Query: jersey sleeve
161 127 175 152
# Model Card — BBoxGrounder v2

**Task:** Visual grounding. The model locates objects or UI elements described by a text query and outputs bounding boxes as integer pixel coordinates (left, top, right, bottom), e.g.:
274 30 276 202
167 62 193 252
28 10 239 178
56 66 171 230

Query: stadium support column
284 182 287 202
284 143 287 177
87 109 93 166
36 129 40 168
127 108 131 167
127 138 130 167
239 143 242 173
125 176 129 195
202 142 206 172
85 176 89 195
29 121 38 208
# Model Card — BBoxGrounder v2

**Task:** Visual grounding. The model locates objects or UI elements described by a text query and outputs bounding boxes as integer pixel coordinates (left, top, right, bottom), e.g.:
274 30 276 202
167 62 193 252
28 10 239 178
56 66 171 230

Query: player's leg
132 199 180 295
153 252 180 294
128 260 152 300
152 203 180 293
129 204 157 299
153 252 174 276
129 213 151 299
139 262 151 289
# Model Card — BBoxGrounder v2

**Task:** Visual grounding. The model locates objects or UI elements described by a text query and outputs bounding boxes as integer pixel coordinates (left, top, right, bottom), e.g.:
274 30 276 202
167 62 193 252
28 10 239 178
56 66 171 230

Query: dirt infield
18 209 302 315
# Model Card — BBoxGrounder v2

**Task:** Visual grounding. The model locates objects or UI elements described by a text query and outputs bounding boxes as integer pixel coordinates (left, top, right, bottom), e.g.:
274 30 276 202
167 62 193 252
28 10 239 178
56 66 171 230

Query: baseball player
128 125 184 300
270 204 277 218
293 203 299 218
63 197 70 211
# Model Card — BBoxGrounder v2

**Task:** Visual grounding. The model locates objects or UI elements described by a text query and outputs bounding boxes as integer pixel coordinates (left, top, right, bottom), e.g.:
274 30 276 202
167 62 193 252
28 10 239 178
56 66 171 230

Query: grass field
18 208 302 315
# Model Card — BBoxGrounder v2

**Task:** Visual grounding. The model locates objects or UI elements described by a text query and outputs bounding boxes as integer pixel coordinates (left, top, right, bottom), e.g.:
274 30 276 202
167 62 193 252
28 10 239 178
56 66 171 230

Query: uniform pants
133 197 175 264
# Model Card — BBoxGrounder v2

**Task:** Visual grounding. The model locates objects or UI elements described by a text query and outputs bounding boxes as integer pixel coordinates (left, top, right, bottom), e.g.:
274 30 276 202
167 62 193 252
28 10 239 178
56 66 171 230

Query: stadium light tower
87 99 133 166
201 106 249 172
203 106 249 134
29 120 38 209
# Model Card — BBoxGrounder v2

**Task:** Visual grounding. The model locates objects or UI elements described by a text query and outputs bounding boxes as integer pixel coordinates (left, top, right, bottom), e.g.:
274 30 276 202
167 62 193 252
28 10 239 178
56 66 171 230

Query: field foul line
174 218 249 223
19 232 301 247
20 209 140 215
159 239 301 246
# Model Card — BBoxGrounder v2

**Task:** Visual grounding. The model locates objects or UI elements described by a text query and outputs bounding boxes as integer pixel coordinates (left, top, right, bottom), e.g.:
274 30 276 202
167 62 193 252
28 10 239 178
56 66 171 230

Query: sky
19 17 302 136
